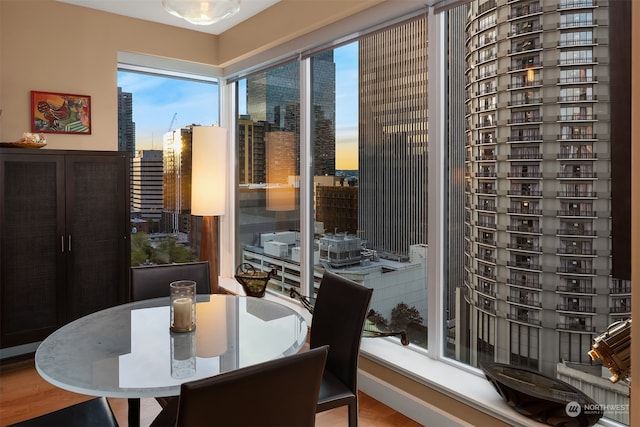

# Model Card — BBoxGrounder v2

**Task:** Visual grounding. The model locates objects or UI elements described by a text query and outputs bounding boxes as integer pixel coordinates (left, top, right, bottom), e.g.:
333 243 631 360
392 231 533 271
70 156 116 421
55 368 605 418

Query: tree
390 302 423 331
367 309 389 330
131 232 153 266
150 234 197 265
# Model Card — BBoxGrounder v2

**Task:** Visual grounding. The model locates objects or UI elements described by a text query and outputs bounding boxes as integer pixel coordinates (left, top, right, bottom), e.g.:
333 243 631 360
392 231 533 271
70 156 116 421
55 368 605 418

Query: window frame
214 4 628 427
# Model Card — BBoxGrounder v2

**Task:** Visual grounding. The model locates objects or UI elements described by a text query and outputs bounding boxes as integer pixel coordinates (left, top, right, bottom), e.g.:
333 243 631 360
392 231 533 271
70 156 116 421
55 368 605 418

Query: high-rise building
358 16 429 257
162 127 193 234
117 87 135 157
131 150 163 222
244 51 336 179
461 0 630 383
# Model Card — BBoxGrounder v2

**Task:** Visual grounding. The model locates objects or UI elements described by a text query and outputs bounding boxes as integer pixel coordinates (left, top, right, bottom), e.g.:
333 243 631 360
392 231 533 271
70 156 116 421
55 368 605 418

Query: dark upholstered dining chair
151 346 330 427
310 271 373 427
7 397 118 427
129 261 211 301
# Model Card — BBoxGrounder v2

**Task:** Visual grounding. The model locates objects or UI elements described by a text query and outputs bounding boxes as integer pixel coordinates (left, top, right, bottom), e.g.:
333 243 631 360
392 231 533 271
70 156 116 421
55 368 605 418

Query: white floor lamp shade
192 126 227 293
192 126 227 216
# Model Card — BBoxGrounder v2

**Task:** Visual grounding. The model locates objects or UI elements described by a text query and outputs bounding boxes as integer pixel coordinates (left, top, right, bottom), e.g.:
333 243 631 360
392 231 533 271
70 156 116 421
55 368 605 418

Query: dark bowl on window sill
480 362 603 427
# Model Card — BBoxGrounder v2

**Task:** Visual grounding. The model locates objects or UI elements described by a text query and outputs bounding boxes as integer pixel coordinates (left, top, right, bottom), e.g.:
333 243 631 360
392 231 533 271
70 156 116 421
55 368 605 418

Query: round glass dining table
35 295 308 399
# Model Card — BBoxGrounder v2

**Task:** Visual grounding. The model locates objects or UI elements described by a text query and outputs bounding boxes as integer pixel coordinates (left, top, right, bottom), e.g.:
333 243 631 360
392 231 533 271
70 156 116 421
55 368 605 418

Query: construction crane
168 112 177 132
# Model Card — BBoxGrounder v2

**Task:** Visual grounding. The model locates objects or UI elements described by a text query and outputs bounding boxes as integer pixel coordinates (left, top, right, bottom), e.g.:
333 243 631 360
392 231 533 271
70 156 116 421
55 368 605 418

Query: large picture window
227 1 631 425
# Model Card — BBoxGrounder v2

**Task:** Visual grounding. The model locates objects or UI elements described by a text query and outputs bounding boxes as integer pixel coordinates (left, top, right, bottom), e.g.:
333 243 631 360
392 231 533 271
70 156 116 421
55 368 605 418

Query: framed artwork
31 91 91 134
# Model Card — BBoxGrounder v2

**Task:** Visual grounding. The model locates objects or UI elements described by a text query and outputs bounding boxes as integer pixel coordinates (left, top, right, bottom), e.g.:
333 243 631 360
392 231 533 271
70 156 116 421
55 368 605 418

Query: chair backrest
175 346 329 427
310 271 373 394
129 261 211 302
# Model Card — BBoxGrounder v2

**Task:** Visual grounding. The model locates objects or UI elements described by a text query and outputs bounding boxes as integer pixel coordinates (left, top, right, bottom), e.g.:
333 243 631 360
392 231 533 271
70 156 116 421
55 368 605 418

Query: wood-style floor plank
0 358 423 427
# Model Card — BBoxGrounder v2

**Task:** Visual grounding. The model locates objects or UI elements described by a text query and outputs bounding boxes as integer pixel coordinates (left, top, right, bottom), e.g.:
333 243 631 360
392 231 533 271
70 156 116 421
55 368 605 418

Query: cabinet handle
61 235 65 253
68 235 72 252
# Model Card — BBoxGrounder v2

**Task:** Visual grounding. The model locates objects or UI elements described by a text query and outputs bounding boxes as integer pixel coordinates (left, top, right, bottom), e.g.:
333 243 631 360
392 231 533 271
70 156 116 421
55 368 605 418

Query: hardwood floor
0 358 422 427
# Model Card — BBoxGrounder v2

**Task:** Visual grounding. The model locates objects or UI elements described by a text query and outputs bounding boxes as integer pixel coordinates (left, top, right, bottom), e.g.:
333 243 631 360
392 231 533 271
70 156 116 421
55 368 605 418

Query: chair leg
128 398 141 427
348 401 358 427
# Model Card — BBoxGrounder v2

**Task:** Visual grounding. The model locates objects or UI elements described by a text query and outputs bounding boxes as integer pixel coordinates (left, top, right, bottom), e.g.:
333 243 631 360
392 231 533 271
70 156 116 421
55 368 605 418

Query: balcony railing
507 296 542 308
556 323 596 332
508 278 542 290
507 261 542 271
508 22 542 37
507 171 542 178
557 209 596 217
507 189 542 197
609 285 632 294
556 285 595 294
507 206 542 215
475 285 496 297
557 304 595 313
507 243 541 252
558 114 595 121
558 0 594 10
508 152 542 160
508 314 542 326
558 76 596 84
559 20 595 29
558 95 595 102
557 247 595 255
557 152 597 160
557 191 597 198
556 228 596 236
557 171 596 178
609 306 631 314
475 269 496 281
509 4 542 19
507 225 542 234
508 135 542 143
558 133 596 140
557 266 594 274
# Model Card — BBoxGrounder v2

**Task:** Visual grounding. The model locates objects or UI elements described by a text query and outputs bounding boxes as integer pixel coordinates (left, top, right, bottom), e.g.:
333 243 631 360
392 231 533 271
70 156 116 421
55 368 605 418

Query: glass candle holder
170 280 196 332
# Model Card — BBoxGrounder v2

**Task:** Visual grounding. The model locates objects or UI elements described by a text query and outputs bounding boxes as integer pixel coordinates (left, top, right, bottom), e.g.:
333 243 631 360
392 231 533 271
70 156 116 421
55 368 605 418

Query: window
225 0 630 424
117 68 219 264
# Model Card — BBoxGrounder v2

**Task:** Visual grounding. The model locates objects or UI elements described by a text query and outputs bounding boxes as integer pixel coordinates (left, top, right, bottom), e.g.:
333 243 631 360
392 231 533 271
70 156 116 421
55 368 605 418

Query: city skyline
117 42 359 170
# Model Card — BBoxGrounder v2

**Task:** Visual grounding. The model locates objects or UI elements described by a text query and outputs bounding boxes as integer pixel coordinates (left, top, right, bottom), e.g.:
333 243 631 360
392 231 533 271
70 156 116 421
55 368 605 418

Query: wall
0 0 217 150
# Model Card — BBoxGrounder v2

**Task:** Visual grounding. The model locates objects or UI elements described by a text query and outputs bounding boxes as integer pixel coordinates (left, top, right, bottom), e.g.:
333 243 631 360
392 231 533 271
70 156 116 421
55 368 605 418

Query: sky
117 41 359 169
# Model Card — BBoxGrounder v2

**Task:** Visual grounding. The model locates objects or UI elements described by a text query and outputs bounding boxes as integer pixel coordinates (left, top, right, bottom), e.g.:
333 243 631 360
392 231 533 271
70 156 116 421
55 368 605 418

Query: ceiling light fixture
162 0 241 26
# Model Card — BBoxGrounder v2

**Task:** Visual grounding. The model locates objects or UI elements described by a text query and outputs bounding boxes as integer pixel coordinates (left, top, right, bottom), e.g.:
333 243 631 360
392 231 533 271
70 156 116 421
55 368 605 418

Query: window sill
359 338 623 427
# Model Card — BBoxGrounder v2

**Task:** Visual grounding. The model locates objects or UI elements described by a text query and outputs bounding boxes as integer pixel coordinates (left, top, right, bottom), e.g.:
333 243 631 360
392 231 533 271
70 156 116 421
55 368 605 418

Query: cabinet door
64 153 129 321
0 153 66 347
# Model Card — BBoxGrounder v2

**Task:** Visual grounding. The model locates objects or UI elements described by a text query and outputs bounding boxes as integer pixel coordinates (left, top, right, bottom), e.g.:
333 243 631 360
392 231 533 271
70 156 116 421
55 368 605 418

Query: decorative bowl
480 362 603 427
234 263 276 297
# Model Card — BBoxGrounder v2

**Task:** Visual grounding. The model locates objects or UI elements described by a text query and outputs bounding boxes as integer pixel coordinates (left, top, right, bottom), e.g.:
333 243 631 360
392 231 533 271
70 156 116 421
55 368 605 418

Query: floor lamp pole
200 215 219 294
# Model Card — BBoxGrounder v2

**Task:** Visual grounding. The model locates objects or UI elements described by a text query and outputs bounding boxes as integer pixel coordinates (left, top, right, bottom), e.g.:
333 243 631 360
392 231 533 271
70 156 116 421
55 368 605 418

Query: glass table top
35 295 308 398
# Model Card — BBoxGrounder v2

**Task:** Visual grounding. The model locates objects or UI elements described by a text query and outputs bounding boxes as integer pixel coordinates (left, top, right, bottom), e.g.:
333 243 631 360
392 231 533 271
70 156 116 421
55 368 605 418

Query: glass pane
312 16 429 348
236 62 301 291
117 70 219 266
446 1 629 424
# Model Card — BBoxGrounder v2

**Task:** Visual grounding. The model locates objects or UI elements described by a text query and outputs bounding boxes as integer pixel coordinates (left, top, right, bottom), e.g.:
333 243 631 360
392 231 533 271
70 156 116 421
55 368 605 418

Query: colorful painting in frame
31 91 91 134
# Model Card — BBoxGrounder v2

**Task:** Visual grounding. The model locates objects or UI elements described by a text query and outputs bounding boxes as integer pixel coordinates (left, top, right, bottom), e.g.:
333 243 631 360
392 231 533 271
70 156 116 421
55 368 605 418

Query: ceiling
57 0 281 35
